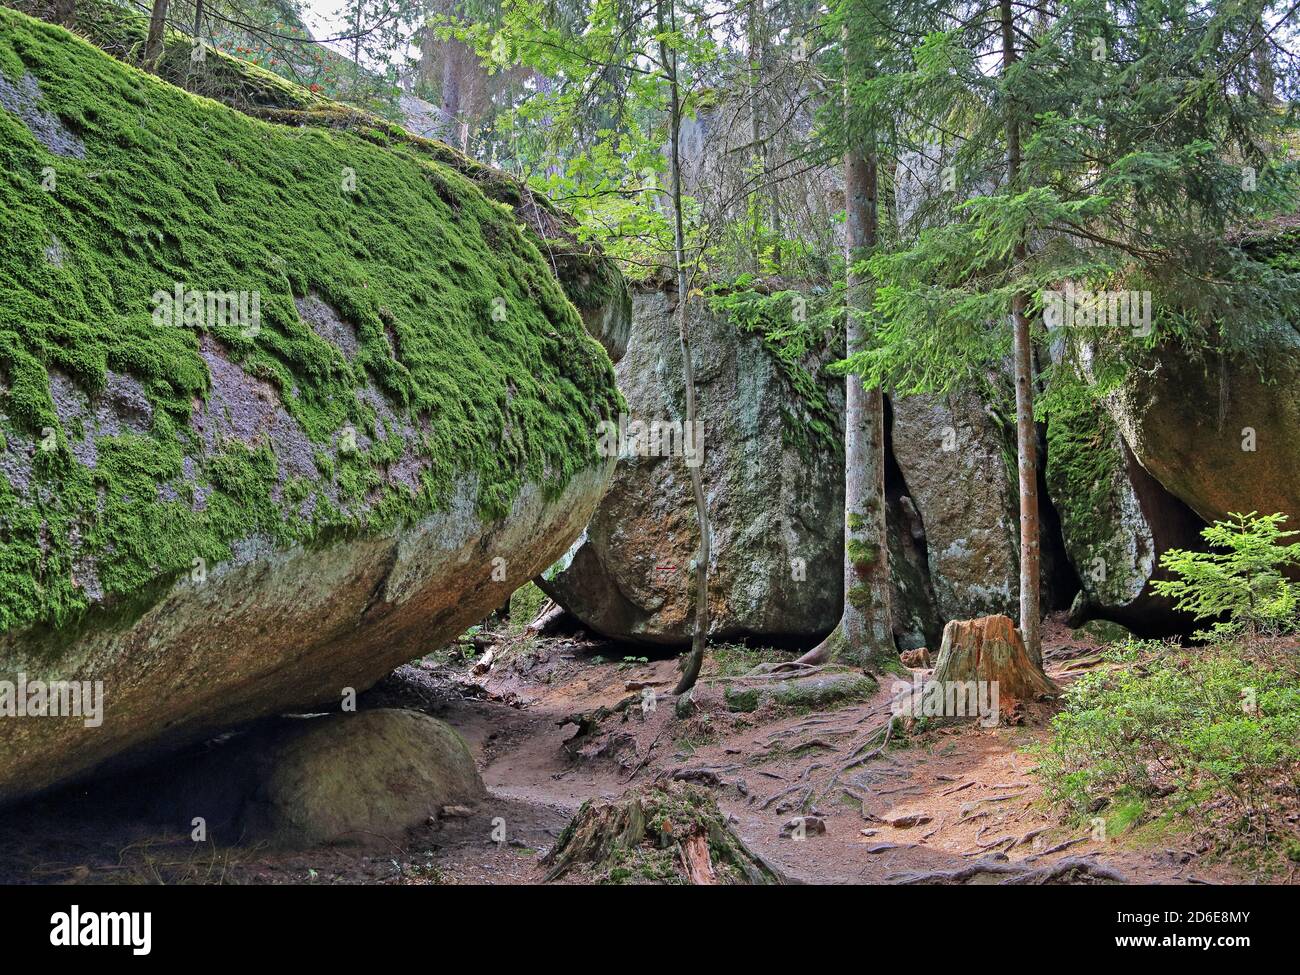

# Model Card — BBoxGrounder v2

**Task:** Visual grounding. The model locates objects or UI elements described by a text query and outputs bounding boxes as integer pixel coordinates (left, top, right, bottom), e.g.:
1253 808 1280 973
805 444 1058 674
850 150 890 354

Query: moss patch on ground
722 670 877 714
0 10 619 633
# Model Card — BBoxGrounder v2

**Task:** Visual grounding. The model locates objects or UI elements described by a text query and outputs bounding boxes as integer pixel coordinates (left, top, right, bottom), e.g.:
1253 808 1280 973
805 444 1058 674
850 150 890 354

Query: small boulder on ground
168 709 485 848
780 815 827 838
1071 619 1137 645
884 812 933 829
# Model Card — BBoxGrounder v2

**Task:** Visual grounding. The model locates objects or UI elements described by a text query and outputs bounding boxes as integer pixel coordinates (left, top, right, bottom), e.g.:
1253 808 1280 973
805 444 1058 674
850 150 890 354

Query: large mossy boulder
9 0 633 361
539 286 940 648
1045 388 1204 631
0 11 620 804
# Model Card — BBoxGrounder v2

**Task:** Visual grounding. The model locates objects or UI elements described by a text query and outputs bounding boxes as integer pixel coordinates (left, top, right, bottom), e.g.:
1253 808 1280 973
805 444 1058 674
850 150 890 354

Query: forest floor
0 614 1288 885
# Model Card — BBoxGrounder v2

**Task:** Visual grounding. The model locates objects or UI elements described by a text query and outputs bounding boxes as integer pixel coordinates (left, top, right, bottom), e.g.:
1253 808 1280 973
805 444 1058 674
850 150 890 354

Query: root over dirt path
0 619 1270 884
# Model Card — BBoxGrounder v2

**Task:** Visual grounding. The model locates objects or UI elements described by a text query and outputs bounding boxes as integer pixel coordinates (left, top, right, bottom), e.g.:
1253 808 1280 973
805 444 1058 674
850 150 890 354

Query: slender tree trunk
796 0 892 670
441 43 465 146
659 0 711 696
1252 15 1276 105
352 1 363 101
748 0 765 270
192 0 204 39
144 0 170 64
1000 0 1042 663
54 0 75 28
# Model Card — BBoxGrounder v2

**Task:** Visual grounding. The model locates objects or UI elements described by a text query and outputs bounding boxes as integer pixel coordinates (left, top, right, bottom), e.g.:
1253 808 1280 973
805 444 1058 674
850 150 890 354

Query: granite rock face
1045 389 1204 632
1100 325 1300 526
890 391 1021 623
541 288 942 649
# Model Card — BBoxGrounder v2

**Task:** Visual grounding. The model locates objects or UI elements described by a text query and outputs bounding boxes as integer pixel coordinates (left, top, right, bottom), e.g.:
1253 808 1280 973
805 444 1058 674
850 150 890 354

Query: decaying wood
899 648 932 668
680 832 716 885
543 782 783 884
525 599 566 636
936 616 1057 699
896 616 1057 727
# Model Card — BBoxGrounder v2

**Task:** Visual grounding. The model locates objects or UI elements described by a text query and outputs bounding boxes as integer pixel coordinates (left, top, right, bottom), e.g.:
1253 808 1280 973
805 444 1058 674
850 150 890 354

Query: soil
0 615 1281 885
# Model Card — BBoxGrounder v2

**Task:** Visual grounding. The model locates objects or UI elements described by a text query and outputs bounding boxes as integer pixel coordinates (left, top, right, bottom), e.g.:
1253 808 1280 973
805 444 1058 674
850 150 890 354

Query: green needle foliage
1154 512 1300 641
846 0 1300 397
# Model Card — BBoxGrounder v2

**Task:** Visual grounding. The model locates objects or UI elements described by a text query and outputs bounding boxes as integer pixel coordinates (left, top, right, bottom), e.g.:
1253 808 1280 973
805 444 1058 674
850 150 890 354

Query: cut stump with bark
897 616 1057 727
934 616 1057 699
542 782 785 884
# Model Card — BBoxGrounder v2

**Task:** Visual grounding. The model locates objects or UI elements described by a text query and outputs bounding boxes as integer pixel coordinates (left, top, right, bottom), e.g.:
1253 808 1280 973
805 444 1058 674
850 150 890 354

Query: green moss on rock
1044 379 1141 600
1071 619 1135 644
724 671 876 713
6 0 627 331
705 283 841 455
0 10 619 633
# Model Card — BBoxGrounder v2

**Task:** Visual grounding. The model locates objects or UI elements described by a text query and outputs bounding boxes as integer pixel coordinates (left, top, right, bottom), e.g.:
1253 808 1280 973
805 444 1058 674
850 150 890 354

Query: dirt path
416 617 1264 885
0 622 1268 885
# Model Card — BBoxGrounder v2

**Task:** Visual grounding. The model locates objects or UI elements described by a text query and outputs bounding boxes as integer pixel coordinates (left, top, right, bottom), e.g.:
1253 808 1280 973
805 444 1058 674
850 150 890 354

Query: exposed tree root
558 694 639 742
745 661 828 678
760 763 827 811
887 856 1127 885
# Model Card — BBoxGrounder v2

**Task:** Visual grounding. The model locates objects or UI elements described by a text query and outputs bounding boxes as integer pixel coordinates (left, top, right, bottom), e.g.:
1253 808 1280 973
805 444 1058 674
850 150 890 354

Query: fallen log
525 598 567 636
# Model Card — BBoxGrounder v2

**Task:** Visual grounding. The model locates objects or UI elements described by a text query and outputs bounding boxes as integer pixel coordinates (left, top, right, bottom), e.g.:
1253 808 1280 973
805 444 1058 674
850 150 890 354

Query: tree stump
896 616 1057 727
542 782 785 884
934 615 1058 700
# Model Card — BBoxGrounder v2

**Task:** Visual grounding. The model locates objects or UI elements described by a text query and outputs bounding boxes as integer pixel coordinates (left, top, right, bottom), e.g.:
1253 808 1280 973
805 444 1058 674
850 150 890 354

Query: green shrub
507 581 547 636
1033 641 1300 851
1152 512 1300 641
